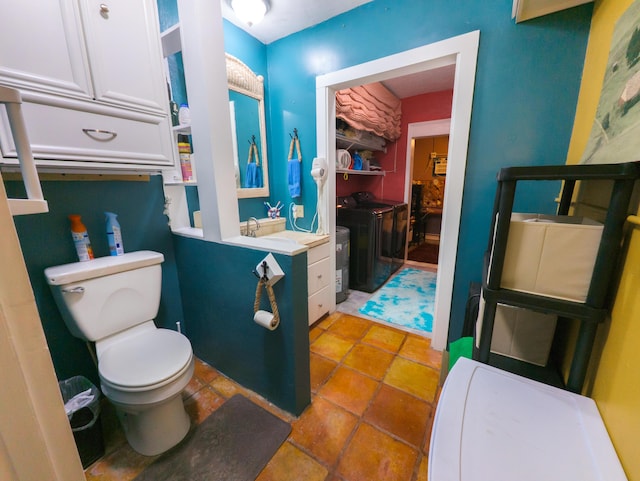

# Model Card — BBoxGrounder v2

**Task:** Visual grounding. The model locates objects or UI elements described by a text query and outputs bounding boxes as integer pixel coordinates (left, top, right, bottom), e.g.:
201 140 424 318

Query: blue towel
245 162 262 188
288 159 301 198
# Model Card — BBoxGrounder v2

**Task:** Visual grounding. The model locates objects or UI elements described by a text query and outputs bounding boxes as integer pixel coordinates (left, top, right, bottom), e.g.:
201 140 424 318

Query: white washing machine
429 358 627 481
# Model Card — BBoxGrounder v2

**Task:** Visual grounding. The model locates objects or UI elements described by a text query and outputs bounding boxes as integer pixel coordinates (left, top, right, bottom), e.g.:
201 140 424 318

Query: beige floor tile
255 441 328 481
362 324 406 353
318 366 379 416
336 423 417 481
384 357 440 401
343 343 395 380
290 396 358 467
310 331 354 362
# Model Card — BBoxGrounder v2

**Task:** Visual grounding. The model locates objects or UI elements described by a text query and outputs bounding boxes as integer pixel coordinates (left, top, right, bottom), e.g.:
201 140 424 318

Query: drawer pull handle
82 128 117 141
317 274 322 279
62 286 84 294
100 4 109 14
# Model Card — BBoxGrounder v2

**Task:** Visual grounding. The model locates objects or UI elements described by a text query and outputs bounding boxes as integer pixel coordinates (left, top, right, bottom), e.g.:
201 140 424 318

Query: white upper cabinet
0 0 174 170
0 1 93 100
78 0 167 113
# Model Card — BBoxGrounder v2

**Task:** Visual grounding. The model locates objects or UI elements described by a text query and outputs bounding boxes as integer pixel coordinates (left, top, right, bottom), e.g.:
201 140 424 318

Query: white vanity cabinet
0 0 174 170
307 241 332 325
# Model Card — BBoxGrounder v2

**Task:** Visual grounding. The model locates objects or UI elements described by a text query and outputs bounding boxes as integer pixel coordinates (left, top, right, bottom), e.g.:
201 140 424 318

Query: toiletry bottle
105 212 124 256
69 214 94 262
177 134 193 182
178 103 190 126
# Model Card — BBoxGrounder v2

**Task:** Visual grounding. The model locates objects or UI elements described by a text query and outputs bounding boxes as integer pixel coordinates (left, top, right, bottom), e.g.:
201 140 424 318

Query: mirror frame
226 53 269 199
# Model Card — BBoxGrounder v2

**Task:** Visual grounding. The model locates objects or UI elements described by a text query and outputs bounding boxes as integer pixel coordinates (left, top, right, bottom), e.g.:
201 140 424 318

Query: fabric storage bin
476 295 557 366
499 214 603 302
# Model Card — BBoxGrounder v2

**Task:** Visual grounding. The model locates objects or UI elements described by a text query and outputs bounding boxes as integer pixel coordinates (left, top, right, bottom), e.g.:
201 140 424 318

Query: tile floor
85 312 443 481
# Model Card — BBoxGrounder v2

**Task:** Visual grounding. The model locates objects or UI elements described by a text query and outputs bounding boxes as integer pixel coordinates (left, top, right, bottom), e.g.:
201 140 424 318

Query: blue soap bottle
105 212 124 256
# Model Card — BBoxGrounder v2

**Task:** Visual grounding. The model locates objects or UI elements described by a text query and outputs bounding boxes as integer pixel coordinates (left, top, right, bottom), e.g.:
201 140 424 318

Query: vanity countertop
263 230 330 249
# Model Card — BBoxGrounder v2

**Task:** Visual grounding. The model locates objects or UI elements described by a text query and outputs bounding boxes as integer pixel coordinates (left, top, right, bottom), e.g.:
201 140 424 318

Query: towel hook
289 128 299 140
252 260 269 280
261 260 269 281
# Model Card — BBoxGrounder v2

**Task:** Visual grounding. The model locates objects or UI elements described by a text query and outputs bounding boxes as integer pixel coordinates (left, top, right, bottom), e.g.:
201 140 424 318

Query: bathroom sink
263 230 330 248
262 236 301 246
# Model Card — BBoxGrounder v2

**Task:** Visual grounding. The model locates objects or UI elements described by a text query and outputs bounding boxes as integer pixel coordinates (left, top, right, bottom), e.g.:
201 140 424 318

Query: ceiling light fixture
228 0 270 27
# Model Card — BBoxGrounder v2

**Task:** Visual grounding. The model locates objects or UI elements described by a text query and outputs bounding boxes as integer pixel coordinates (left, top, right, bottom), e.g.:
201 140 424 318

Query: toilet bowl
45 251 195 456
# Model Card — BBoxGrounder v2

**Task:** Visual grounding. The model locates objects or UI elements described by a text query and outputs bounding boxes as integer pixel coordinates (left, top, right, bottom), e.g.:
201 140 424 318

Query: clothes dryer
351 191 408 273
337 196 395 292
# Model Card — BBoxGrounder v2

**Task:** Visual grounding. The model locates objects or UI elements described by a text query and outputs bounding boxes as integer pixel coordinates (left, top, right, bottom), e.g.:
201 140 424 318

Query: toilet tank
45 251 164 341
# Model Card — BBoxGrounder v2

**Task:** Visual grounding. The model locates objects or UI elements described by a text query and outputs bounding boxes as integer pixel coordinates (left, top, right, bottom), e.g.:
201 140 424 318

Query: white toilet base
115 393 191 456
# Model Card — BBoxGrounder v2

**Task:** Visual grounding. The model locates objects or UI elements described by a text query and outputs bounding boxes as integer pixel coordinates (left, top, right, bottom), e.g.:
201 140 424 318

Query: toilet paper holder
252 254 283 330
252 253 284 286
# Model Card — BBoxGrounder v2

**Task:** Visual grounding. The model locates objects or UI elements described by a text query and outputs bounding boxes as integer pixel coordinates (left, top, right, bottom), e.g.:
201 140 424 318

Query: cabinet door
0 0 93 99
79 0 167 114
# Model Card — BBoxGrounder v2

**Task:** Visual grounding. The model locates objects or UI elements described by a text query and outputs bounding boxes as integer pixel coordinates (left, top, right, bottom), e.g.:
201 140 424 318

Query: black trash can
59 376 104 468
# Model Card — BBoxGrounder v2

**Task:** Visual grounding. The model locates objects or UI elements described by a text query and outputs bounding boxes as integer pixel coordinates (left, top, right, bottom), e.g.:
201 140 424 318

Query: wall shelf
172 124 191 134
336 132 386 153
337 169 385 177
512 0 593 23
160 23 181 57
163 180 197 186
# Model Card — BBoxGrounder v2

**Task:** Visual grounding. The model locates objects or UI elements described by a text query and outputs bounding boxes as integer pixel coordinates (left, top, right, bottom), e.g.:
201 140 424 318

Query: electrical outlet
293 204 304 218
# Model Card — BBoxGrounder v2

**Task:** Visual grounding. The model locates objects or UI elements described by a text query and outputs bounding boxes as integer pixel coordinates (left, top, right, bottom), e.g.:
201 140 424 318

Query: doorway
404 121 451 268
316 31 479 351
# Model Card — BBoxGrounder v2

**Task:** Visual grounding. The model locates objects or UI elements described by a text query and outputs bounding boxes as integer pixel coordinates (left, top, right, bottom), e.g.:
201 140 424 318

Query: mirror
226 53 269 199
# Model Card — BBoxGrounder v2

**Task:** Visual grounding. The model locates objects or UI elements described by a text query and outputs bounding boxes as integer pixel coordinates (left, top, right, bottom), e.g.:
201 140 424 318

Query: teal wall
262 0 593 341
173 237 310 414
5 176 184 387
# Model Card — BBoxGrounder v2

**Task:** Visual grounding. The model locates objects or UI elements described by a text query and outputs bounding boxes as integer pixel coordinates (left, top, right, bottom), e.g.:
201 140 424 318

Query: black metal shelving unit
475 162 640 393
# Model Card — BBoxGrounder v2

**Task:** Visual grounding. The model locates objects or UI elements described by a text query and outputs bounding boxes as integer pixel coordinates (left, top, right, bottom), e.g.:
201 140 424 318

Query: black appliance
351 191 408 274
337 197 394 292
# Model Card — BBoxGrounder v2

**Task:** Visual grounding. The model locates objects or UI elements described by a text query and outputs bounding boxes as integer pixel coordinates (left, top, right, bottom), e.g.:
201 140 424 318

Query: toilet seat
99 328 193 391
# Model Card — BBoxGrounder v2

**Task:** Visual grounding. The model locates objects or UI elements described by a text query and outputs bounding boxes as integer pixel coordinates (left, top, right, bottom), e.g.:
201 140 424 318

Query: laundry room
333 76 454 336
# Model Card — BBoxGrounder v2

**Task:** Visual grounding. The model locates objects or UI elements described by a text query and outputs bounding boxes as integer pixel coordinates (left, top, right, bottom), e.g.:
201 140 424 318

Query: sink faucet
246 217 260 237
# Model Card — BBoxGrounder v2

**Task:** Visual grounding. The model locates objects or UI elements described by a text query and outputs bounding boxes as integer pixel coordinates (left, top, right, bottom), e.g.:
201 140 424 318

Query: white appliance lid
429 358 627 481
99 329 192 388
45 250 164 285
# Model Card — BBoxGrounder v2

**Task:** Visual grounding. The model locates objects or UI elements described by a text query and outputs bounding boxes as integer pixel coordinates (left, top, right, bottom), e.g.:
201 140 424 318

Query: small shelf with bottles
159 21 196 187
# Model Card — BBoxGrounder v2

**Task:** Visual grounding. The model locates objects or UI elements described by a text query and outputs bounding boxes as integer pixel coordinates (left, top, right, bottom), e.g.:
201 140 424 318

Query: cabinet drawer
308 241 330 264
308 257 330 295
0 99 175 168
308 285 331 325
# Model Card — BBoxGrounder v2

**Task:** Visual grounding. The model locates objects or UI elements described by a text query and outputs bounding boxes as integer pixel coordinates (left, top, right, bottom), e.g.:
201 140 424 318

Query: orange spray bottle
69 214 94 261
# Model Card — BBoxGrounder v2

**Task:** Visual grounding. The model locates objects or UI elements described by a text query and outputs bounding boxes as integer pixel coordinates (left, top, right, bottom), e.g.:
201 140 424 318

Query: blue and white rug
358 268 436 334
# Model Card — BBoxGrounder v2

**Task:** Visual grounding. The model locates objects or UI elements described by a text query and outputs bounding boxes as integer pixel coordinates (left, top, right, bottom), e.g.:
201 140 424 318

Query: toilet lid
99 329 193 389
429 358 627 481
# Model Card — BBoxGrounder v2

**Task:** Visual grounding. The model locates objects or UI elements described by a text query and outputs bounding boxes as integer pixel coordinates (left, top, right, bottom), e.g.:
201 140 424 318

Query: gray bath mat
134 394 291 481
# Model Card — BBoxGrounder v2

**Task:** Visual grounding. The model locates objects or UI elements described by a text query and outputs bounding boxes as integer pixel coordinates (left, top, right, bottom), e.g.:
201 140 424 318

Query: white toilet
45 250 194 456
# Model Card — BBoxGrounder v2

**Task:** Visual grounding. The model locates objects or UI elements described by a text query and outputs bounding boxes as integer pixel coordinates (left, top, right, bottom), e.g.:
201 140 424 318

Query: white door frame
316 31 479 351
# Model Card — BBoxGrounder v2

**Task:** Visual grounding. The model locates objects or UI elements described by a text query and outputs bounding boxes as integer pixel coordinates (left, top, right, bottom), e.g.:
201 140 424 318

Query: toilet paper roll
254 310 279 330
